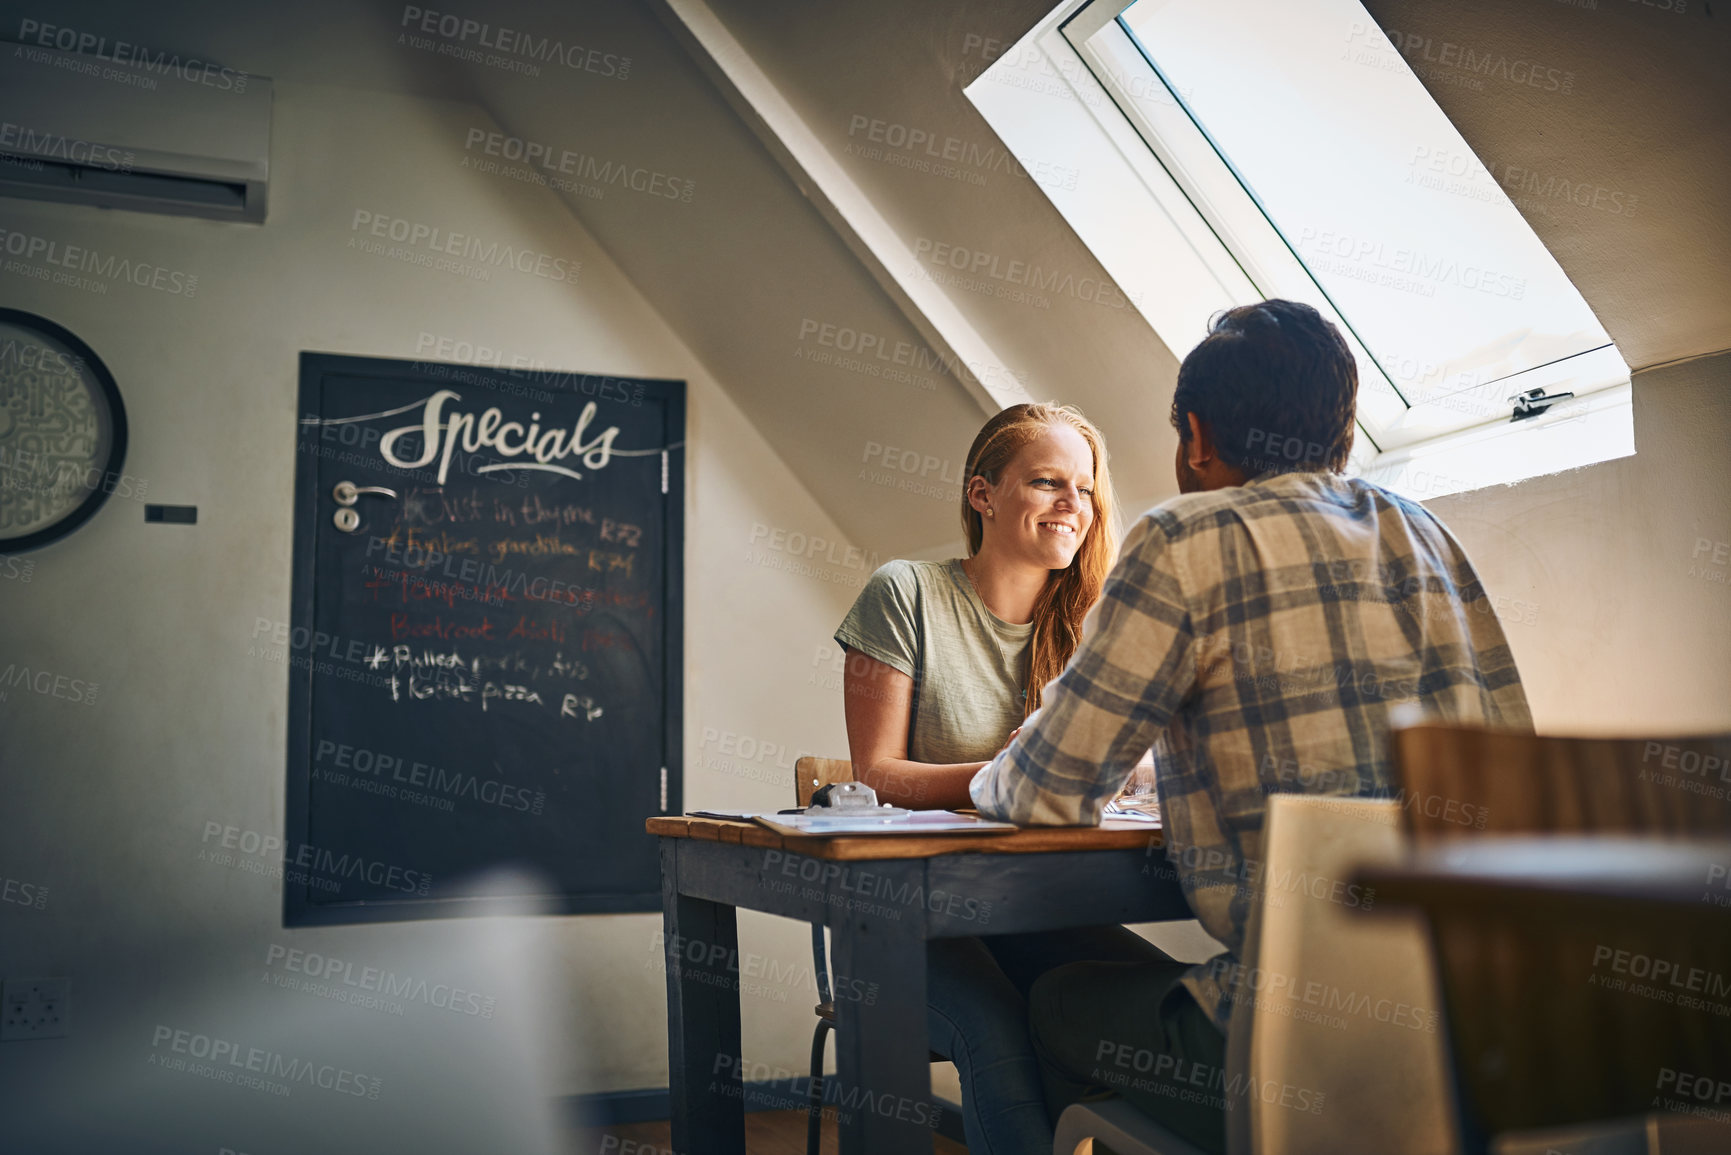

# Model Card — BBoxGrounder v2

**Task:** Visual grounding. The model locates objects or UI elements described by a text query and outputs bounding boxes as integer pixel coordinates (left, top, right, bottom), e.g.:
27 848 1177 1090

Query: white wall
0 77 861 1114
1422 353 1731 734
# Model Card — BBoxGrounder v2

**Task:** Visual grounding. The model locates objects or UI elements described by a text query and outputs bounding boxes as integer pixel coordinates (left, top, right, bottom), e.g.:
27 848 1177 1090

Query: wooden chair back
794 756 854 808
1386 725 1731 1150
1391 725 1731 841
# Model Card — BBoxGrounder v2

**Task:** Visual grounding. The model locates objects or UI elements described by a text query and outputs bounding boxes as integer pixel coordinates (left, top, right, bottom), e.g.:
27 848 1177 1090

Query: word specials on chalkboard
285 354 684 925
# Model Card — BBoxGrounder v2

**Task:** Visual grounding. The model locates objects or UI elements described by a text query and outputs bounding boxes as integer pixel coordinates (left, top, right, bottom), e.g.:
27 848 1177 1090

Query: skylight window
966 0 1634 499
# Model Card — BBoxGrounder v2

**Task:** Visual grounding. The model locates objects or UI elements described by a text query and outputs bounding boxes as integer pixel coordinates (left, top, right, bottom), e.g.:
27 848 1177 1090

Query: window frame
964 0 1634 500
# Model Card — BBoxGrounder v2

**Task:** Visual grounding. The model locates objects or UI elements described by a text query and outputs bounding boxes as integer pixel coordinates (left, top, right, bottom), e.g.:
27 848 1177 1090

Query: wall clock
0 309 129 552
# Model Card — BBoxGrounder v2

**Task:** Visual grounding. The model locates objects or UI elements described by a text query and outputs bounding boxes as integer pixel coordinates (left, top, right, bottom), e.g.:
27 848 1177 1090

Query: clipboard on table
753 810 1017 837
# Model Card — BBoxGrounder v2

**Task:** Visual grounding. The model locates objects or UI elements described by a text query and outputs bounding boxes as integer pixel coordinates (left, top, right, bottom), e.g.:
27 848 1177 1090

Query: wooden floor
565 1108 970 1154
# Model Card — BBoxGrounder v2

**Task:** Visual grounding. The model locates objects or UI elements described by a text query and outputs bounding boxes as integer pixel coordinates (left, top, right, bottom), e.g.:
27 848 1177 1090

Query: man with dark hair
1171 299 1359 482
970 299 1532 1153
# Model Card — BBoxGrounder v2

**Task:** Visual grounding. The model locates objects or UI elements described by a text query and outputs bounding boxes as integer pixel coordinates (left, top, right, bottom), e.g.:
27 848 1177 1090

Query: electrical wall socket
2 978 70 1040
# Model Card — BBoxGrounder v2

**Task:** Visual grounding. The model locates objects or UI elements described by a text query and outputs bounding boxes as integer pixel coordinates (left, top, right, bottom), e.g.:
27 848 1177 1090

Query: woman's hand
997 727 1022 756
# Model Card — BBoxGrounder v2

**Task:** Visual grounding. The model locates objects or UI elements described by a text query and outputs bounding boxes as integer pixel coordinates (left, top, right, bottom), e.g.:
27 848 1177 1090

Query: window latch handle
1508 387 1574 422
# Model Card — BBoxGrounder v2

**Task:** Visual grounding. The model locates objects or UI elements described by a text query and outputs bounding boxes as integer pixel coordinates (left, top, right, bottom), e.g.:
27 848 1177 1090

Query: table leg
662 840 745 1155
830 861 937 1155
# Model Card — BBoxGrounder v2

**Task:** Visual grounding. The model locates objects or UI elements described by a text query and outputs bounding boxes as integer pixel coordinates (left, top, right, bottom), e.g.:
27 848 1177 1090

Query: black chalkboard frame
283 352 685 925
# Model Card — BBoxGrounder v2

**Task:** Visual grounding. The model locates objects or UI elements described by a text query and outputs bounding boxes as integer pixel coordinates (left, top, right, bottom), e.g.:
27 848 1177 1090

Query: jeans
925 925 1169 1155
1029 957 1229 1154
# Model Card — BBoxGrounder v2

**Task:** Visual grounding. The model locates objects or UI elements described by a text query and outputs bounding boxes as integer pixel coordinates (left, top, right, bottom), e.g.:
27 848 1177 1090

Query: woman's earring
986 508 994 517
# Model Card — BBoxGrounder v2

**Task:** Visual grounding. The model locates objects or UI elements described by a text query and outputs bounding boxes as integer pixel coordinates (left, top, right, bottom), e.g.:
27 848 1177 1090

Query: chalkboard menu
285 353 683 924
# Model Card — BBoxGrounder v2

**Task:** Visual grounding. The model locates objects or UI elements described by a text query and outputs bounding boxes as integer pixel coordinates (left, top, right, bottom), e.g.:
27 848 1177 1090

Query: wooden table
1356 837 1731 1149
648 815 1186 1155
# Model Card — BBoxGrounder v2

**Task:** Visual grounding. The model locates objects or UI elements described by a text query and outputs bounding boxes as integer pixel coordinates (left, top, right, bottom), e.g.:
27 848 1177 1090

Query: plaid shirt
970 471 1531 1031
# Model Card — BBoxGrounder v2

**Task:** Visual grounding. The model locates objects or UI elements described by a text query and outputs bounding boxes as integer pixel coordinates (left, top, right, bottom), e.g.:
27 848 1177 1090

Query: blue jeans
926 926 1170 1155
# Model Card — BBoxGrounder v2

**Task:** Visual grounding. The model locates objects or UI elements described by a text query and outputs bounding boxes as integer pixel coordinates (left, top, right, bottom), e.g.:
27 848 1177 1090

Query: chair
792 755 951 1155
1235 794 1459 1154
1390 726 1731 842
1379 724 1731 1153
795 753 854 808
793 755 854 1155
1053 1095 1212 1155
1056 793 1457 1155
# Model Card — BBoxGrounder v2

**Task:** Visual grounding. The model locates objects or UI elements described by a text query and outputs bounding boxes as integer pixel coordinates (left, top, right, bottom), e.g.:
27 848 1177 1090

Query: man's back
974 469 1531 1029
1157 468 1529 809
1146 469 1529 1024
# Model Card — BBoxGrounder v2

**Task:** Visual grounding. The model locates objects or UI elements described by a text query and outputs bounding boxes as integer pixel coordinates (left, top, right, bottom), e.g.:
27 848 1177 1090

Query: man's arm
971 516 1197 826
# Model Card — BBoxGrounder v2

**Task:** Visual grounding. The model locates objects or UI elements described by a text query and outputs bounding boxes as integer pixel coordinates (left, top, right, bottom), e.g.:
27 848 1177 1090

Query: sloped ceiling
7 0 1724 560
454 0 1000 558
674 0 1185 534
680 0 1731 502
454 0 1184 559
601 0 1729 549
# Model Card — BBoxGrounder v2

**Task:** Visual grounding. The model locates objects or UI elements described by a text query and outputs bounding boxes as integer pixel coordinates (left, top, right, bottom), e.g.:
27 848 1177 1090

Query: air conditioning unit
0 40 270 222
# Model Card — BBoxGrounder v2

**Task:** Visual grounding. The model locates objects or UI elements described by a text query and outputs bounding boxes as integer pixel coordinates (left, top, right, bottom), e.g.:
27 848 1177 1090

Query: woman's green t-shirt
834 558 1031 764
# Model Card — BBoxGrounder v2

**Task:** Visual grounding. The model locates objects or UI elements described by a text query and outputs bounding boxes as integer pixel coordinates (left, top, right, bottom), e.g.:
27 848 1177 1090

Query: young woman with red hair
833 402 1165 1155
